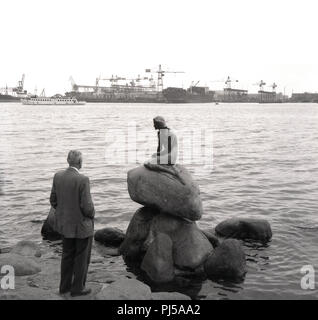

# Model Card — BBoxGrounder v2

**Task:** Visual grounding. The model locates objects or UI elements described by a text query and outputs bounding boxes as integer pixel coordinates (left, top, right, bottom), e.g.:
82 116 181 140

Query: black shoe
70 288 92 297
59 290 70 295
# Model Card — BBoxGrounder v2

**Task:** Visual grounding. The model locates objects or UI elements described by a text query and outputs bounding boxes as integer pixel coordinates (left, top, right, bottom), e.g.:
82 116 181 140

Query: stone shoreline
0 240 191 300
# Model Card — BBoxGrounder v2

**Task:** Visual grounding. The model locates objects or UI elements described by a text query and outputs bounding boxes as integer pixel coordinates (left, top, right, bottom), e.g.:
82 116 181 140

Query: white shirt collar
70 166 80 173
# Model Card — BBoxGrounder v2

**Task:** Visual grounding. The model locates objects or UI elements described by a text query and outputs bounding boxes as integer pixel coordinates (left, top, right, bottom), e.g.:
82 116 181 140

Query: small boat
21 95 86 105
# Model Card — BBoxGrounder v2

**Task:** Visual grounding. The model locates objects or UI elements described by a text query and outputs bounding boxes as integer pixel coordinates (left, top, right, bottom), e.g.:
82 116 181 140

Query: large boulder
119 207 159 260
0 253 41 276
94 227 125 247
95 278 152 300
215 218 272 242
127 164 203 221
201 229 220 248
150 213 213 270
204 239 246 281
11 240 41 258
41 207 62 241
141 233 175 283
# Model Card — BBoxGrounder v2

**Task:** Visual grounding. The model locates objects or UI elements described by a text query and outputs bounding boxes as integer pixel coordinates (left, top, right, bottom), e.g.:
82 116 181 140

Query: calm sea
1 102 318 299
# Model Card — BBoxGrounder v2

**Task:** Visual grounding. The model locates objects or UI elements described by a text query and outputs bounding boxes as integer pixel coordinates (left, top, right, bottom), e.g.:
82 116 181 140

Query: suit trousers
59 236 93 294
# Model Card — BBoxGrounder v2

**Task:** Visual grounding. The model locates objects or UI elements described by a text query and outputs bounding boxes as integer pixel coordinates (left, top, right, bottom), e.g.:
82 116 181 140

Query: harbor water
0 102 318 299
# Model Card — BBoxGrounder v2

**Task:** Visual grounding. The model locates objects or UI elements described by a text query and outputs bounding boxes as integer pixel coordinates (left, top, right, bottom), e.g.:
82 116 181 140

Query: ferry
21 96 86 105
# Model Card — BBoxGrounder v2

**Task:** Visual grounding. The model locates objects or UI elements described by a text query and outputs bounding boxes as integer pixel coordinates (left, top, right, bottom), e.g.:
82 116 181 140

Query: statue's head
153 116 167 130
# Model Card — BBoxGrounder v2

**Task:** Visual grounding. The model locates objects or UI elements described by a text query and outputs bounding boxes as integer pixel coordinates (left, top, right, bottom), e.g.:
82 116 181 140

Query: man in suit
50 150 95 297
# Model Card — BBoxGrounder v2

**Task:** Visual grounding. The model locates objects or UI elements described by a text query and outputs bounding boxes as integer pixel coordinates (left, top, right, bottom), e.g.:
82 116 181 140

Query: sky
1 0 318 96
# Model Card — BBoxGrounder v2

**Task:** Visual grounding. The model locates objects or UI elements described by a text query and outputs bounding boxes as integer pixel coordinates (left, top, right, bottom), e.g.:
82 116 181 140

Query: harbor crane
145 64 185 91
254 80 266 91
224 76 239 89
97 74 156 88
269 82 277 93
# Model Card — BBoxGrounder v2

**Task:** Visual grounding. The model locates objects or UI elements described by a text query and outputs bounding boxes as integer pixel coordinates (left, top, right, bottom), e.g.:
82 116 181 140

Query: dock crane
224 76 239 89
96 74 155 88
145 64 185 91
269 82 277 93
254 80 266 91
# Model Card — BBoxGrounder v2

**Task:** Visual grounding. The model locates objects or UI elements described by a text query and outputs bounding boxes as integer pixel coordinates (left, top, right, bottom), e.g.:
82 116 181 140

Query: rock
0 288 63 300
204 239 246 281
201 229 220 248
95 278 152 300
0 253 41 276
150 214 213 270
151 292 191 300
41 207 62 241
141 233 175 283
215 218 272 242
119 207 159 260
94 227 125 247
127 165 203 221
11 241 41 258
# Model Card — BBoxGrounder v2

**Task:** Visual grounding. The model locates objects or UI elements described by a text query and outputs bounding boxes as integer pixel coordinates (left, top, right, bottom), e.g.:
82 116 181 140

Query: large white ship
21 96 86 105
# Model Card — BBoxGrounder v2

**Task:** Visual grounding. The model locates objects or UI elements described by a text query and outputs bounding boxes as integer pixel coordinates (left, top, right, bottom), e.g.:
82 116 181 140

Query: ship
162 86 215 103
21 94 86 105
0 75 28 102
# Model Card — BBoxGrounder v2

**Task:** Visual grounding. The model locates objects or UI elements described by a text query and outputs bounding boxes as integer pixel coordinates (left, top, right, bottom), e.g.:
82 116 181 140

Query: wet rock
0 253 41 276
94 227 125 247
11 240 42 258
41 207 62 241
151 292 191 300
201 229 220 248
141 233 175 283
127 165 203 221
215 218 272 242
119 207 159 260
150 213 213 270
95 278 152 300
204 239 246 281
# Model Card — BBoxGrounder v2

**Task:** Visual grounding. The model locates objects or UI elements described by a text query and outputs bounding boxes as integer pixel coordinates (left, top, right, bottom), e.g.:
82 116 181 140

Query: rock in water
204 239 246 281
11 240 42 258
0 253 41 276
215 218 272 242
94 227 125 247
41 207 62 241
119 207 159 260
150 213 213 270
127 164 203 221
96 278 152 300
141 233 174 283
201 229 220 248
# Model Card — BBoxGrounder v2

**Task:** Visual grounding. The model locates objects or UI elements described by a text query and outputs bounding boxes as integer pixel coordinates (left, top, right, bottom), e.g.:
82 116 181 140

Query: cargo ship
0 75 28 102
162 86 215 103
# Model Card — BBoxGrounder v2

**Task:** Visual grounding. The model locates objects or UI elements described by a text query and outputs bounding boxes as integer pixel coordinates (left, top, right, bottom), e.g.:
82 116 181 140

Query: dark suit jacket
50 167 95 238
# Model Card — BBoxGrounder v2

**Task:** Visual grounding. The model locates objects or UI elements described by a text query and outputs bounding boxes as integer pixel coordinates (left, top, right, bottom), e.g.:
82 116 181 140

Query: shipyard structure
65 66 286 104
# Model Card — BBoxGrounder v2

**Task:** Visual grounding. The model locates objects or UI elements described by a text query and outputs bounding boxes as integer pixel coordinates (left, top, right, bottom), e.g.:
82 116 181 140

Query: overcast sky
1 0 318 96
